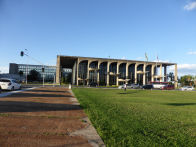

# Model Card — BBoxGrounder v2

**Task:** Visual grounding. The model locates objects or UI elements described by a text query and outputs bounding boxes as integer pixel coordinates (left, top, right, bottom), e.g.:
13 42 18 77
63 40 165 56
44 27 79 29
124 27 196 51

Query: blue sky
0 0 196 76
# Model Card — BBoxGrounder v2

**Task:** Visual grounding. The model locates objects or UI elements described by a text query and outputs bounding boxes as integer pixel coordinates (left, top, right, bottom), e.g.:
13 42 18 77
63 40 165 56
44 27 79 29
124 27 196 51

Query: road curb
69 89 105 147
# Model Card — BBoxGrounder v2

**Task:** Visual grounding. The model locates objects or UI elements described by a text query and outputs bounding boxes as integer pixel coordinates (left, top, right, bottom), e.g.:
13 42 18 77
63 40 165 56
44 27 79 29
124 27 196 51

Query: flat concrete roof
58 55 176 66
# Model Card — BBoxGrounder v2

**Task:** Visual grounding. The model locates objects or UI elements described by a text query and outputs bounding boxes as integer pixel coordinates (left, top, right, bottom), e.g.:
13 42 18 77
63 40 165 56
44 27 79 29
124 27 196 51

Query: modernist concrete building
56 55 178 87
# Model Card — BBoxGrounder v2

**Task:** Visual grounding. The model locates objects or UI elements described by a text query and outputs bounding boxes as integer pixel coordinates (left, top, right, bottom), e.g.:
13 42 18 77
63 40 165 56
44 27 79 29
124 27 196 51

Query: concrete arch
78 59 88 64
99 62 108 86
89 61 98 68
136 64 144 85
78 60 88 85
108 62 117 85
146 64 152 84
119 63 126 79
128 63 135 84
89 60 98 66
89 61 99 85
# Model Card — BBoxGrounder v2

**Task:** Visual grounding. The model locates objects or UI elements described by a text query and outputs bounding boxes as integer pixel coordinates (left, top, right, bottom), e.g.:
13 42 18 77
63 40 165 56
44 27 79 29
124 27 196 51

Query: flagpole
155 55 159 82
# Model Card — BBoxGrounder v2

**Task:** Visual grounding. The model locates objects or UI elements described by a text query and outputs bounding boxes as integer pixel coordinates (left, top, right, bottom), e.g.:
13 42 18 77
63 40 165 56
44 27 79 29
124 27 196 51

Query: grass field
73 88 196 146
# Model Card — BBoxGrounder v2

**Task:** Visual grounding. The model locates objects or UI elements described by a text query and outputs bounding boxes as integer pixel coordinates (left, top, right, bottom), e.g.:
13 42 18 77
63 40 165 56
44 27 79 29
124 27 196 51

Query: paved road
0 87 93 147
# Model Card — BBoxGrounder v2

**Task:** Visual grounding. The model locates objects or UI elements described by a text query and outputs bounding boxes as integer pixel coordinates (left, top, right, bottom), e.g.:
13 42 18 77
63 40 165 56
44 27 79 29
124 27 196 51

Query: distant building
9 63 56 81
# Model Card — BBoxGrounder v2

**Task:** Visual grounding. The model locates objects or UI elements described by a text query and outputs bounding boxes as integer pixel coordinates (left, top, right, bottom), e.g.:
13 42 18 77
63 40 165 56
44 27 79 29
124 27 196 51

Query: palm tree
168 72 174 81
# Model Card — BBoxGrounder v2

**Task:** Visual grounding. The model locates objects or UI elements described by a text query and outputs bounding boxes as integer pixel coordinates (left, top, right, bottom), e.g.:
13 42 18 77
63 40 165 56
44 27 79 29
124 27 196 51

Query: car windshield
0 79 10 82
12 80 19 83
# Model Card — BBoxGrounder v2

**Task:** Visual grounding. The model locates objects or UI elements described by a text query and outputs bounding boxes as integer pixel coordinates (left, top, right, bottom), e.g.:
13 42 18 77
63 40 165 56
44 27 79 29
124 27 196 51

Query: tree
168 72 174 81
194 76 196 86
180 75 194 86
28 69 41 82
18 70 23 77
61 76 65 84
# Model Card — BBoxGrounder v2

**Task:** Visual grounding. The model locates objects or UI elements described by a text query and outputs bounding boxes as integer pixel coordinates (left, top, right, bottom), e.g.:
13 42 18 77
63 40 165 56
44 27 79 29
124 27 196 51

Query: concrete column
174 64 178 88
126 63 129 84
56 56 61 84
160 64 163 82
76 59 79 86
87 60 90 85
97 61 100 86
164 65 167 82
107 62 110 86
151 64 155 82
72 61 76 85
135 63 138 84
116 62 119 86
143 64 146 85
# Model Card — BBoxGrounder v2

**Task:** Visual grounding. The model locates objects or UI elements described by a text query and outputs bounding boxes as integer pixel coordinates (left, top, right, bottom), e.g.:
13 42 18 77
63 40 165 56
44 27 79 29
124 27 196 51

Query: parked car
161 85 174 90
0 78 21 90
127 84 140 89
89 82 98 87
142 84 153 89
118 84 125 89
181 86 194 91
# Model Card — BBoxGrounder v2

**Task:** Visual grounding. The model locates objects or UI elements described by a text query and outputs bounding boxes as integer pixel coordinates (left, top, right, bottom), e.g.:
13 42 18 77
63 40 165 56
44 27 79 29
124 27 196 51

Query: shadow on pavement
28 89 70 93
0 101 82 113
10 92 72 98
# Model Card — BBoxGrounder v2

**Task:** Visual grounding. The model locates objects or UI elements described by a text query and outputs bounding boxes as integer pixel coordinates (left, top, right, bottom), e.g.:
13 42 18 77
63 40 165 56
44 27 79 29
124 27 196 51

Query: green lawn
73 88 196 147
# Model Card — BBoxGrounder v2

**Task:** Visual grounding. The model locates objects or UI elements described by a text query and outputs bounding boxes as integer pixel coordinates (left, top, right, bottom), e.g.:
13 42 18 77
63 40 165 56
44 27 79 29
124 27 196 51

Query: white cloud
184 1 196 11
178 64 196 70
136 57 145 60
187 51 196 55
0 66 9 73
121 56 126 60
169 64 196 76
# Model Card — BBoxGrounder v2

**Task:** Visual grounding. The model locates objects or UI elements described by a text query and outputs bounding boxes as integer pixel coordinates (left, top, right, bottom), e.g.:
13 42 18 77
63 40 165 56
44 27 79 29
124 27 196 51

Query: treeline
179 75 196 87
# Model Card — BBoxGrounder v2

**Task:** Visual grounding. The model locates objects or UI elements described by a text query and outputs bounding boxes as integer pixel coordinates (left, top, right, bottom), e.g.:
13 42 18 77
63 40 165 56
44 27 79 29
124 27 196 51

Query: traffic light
42 67 45 72
20 51 24 57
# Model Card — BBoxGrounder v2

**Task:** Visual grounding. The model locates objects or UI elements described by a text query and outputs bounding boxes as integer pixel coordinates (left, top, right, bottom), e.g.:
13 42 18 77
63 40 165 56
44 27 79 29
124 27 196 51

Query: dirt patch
0 87 91 147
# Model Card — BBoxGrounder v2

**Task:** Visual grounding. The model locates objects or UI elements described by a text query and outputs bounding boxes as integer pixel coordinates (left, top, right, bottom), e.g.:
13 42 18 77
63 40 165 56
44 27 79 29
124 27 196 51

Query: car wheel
11 86 14 91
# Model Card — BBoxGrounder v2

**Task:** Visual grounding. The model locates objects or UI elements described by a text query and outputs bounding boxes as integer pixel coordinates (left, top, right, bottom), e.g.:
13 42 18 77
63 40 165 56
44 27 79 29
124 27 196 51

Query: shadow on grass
118 91 139 95
166 103 196 106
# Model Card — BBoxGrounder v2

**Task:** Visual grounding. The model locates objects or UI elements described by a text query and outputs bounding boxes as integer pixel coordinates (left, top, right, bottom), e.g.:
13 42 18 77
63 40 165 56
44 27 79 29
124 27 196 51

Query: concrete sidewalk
0 87 104 147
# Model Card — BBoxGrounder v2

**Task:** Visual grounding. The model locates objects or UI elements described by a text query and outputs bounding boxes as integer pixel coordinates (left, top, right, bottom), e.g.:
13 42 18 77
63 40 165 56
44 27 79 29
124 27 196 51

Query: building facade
56 55 178 87
9 63 56 81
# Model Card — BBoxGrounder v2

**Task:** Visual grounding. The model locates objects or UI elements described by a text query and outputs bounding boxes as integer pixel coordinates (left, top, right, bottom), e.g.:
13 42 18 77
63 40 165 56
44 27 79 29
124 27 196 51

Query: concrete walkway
0 87 104 147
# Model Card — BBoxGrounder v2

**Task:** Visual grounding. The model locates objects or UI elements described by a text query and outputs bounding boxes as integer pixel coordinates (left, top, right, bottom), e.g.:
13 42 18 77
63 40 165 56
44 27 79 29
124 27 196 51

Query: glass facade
11 63 56 81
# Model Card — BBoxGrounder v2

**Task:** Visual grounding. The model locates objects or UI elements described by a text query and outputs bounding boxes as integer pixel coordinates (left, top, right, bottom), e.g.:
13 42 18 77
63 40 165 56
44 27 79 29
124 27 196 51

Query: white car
0 78 21 90
181 86 194 91
127 84 140 89
118 84 141 89
118 85 125 89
